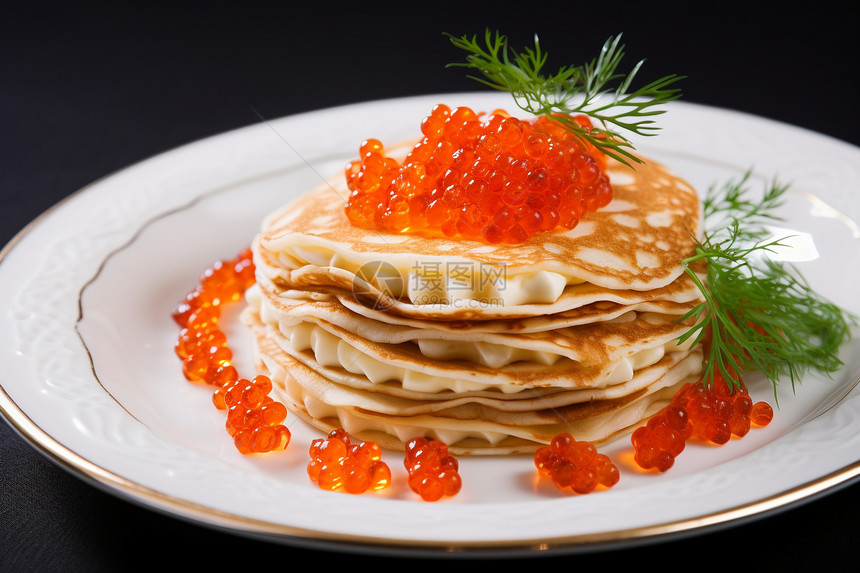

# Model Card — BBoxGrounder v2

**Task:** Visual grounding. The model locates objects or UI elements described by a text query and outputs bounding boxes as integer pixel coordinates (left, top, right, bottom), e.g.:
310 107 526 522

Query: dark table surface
3 2 860 570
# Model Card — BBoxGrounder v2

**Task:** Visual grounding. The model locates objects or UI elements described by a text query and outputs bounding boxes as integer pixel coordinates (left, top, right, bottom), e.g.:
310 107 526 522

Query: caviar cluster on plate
632 375 774 472
172 247 255 386
534 433 620 493
308 429 393 494
215 374 292 455
403 437 463 502
171 249 293 455
344 105 612 245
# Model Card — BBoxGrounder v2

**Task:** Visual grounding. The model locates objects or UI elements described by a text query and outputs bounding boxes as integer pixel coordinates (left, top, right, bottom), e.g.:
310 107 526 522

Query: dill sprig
678 172 853 398
445 29 684 166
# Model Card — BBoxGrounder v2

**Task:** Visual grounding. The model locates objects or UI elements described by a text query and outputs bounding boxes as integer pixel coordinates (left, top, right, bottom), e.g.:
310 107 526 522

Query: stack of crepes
241 148 707 455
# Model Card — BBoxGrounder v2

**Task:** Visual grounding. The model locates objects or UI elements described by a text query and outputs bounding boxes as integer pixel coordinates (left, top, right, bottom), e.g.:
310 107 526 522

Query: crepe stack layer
242 152 706 455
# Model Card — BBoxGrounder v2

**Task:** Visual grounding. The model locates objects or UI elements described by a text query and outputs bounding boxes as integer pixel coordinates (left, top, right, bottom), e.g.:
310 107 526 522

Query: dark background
3 1 859 570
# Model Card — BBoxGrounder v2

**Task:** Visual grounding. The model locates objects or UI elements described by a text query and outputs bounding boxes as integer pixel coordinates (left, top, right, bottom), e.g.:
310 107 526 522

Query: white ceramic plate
2 93 860 556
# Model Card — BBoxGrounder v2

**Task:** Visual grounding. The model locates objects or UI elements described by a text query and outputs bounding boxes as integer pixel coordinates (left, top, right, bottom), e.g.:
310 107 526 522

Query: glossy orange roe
534 433 620 494
632 374 774 472
307 429 392 494
216 375 291 454
172 248 291 455
344 105 612 244
403 437 462 501
172 248 255 385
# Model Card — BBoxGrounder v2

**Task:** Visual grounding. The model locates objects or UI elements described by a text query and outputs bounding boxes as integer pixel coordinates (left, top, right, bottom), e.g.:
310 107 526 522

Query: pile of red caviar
215 375 292 454
172 248 255 386
172 249 291 455
403 437 462 501
344 105 612 244
307 429 392 493
632 375 774 472
534 432 620 494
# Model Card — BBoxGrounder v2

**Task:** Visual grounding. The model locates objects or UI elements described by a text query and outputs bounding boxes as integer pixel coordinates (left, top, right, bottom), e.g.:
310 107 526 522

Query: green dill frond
681 171 853 398
445 29 684 166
